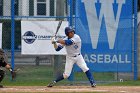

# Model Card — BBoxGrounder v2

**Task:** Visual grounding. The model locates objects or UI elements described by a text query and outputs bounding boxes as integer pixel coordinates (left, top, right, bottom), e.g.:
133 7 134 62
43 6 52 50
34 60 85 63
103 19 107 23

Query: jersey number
74 45 78 49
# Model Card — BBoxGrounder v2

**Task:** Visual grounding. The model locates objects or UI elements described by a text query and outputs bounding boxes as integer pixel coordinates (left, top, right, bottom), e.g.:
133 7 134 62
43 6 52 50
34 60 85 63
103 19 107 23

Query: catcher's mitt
10 68 19 80
11 70 16 80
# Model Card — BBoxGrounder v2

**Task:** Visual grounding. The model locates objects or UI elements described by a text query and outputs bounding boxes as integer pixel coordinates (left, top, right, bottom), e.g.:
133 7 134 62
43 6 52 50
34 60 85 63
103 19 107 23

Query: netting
0 0 138 86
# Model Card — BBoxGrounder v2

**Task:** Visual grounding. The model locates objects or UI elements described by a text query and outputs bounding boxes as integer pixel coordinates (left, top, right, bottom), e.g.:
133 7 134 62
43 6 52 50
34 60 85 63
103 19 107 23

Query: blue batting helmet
65 27 75 36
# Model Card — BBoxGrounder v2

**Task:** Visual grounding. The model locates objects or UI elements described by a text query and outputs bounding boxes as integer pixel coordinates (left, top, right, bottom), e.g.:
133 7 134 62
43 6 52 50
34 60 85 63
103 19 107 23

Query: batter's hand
57 39 65 45
51 37 57 44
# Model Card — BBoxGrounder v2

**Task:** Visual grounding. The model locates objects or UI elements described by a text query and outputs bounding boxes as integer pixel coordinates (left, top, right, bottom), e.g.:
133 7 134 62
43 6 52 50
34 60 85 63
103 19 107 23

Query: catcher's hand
11 70 16 80
10 68 19 80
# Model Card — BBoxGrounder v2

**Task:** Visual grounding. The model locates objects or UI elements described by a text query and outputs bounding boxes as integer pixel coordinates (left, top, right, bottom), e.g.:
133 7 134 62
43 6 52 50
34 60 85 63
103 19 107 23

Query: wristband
9 68 13 72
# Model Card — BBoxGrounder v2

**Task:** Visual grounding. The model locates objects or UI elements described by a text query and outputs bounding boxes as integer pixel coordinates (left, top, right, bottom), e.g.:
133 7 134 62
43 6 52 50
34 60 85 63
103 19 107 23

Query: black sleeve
0 61 7 67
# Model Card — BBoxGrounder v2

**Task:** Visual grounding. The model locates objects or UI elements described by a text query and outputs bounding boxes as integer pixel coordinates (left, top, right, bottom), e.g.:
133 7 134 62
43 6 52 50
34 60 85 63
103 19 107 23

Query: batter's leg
76 55 96 87
47 74 64 87
47 56 75 87
63 56 75 78
85 70 96 87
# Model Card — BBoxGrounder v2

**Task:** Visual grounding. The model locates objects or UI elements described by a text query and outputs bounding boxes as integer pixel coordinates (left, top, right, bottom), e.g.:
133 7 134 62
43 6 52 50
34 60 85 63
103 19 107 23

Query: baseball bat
54 20 62 37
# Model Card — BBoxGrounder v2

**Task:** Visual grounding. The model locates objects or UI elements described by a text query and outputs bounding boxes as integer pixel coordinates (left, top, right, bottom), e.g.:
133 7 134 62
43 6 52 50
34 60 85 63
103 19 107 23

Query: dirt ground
0 86 140 93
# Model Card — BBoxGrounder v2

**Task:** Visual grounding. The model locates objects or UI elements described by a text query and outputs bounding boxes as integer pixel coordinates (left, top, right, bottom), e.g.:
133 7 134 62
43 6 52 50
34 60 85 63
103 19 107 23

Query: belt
72 53 80 57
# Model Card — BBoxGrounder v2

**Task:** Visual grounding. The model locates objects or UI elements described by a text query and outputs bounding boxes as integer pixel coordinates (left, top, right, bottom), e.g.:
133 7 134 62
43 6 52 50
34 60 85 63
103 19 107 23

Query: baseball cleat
47 81 56 87
91 83 96 87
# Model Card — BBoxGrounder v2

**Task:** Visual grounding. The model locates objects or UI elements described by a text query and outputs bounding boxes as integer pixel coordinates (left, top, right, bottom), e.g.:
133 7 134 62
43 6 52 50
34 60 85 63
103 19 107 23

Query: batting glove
51 37 57 44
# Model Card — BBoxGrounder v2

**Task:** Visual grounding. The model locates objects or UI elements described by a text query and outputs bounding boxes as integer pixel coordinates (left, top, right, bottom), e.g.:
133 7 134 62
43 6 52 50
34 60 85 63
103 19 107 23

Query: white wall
3 0 11 16
20 0 29 16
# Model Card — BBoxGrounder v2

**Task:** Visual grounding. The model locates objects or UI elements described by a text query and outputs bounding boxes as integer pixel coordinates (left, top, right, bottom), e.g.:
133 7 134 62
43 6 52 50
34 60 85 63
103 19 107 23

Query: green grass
2 65 52 86
2 65 73 86
102 80 140 86
1 65 140 86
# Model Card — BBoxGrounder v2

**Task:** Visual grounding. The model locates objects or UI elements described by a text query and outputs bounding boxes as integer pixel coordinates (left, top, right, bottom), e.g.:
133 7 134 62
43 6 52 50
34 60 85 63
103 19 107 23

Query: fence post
11 0 15 69
54 0 65 79
67 0 74 82
69 0 73 26
54 55 63 79
35 56 40 66
134 0 138 80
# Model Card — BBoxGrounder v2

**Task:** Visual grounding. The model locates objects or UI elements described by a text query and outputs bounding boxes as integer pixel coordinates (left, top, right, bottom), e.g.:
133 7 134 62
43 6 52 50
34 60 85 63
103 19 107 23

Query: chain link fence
0 0 138 86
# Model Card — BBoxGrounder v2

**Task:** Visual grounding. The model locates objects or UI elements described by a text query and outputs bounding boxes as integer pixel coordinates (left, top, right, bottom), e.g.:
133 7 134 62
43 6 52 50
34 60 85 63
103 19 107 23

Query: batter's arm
53 43 63 51
57 39 65 45
51 37 63 51
57 39 73 45
53 42 58 49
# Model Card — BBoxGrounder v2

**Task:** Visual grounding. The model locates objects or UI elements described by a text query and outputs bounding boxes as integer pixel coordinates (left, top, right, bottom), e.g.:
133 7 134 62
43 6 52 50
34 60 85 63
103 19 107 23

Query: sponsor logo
22 31 37 44
22 31 66 44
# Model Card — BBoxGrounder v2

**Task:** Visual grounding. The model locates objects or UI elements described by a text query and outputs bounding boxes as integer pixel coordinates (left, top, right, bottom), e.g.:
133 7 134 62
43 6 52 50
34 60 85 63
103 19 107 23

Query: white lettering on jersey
82 0 125 49
64 34 81 56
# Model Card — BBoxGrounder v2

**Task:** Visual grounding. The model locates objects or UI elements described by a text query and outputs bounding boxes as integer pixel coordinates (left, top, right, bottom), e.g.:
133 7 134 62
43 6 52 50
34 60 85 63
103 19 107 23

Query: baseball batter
47 27 96 87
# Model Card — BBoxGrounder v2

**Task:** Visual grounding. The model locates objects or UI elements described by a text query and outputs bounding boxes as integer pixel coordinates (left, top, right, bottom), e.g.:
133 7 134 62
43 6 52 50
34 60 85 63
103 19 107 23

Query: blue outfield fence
0 0 138 81
74 0 137 78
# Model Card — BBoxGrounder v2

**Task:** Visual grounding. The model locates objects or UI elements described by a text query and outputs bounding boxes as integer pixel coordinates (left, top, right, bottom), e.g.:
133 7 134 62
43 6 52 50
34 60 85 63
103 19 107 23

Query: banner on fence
0 23 2 48
21 21 68 55
75 0 133 72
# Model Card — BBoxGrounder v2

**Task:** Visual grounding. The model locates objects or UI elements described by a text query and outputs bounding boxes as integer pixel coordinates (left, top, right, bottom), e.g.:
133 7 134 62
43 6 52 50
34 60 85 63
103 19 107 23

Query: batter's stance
47 27 96 87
